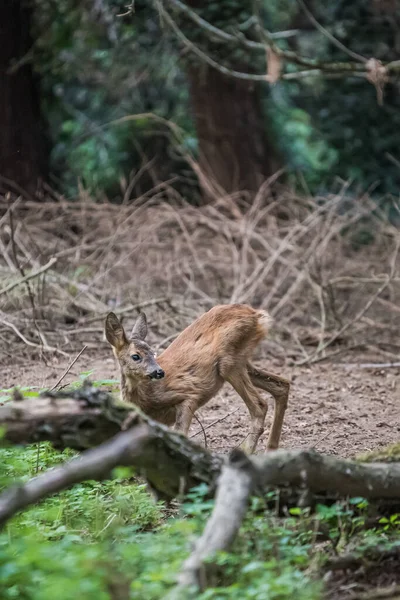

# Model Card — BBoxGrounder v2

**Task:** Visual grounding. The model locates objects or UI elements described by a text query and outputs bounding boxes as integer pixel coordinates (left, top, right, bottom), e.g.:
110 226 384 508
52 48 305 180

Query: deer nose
149 368 165 380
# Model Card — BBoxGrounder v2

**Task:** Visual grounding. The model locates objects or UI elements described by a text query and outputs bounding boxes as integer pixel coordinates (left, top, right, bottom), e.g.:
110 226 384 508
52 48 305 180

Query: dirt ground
2 351 398 458
1 349 400 599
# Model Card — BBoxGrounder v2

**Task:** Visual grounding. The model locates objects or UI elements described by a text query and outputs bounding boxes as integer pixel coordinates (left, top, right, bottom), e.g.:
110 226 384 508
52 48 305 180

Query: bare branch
49 345 87 391
81 296 169 325
296 0 367 63
0 257 57 297
170 450 257 597
0 318 69 357
0 424 152 527
157 1 274 82
296 241 400 365
167 0 297 45
158 0 400 87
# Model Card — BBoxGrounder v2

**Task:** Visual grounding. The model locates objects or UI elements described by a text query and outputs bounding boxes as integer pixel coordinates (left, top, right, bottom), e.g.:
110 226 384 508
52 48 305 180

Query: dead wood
0 383 223 503
324 543 400 572
2 386 400 529
254 450 400 500
348 586 400 600
169 449 258 597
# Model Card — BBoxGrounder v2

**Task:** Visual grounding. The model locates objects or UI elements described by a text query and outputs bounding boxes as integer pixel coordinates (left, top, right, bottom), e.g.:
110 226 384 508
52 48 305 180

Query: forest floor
2 349 398 459
3 349 400 598
2 194 400 598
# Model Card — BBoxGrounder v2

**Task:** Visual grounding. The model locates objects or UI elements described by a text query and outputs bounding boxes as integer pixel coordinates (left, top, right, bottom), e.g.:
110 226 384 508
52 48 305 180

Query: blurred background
1 0 400 365
2 0 400 202
1 5 400 597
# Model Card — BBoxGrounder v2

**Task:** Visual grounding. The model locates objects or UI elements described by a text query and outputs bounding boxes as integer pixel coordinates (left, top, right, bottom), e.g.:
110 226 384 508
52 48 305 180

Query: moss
355 443 400 464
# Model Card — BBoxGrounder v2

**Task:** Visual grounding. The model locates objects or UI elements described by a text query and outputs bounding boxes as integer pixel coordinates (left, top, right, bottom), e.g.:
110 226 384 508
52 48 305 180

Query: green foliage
266 0 400 195
265 88 338 190
28 0 400 197
1 381 400 598
32 0 194 197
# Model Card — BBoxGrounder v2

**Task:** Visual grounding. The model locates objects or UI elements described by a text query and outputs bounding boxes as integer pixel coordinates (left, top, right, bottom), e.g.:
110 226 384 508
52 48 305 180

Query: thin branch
155 331 179 353
296 0 367 63
49 345 87 391
167 0 297 45
296 241 400 365
0 424 152 527
0 257 57 297
81 296 169 325
190 408 239 439
0 318 69 357
167 0 366 72
345 361 400 370
192 413 208 448
157 1 273 82
158 0 400 85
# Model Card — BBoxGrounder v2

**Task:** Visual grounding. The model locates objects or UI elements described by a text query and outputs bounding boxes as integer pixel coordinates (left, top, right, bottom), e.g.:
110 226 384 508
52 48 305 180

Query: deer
105 304 290 453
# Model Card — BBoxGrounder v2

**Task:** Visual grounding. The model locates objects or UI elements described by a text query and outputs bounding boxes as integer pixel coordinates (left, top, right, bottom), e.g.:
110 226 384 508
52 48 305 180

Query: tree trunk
182 0 280 196
187 66 279 195
0 0 47 195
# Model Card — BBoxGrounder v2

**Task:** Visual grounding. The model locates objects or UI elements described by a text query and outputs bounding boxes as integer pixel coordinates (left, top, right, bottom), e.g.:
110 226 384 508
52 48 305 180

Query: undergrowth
0 378 399 599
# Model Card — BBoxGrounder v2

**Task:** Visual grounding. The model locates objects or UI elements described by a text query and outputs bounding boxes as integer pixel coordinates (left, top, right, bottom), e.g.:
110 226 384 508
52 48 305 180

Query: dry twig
49 345 87 391
0 257 57 297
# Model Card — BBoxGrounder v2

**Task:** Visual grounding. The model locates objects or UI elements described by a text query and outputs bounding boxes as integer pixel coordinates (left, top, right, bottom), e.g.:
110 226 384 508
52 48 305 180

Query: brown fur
105 304 290 453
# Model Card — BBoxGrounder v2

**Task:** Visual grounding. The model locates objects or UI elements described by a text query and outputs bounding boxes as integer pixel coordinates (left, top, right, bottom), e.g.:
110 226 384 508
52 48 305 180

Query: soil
1 349 400 599
1 350 399 458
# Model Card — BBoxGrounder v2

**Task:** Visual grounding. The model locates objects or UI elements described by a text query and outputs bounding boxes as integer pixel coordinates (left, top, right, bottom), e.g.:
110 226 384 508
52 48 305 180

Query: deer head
105 312 165 381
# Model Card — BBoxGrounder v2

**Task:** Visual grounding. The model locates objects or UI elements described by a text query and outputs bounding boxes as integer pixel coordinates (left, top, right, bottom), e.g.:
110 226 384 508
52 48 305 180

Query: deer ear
131 312 148 340
105 313 128 350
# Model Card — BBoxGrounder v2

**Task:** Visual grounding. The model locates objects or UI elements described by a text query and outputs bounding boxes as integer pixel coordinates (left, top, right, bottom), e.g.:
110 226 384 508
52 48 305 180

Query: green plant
1 382 400 598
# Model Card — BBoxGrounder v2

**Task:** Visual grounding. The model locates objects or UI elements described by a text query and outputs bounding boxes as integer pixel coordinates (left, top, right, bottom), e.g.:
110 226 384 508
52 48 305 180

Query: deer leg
225 371 268 454
174 402 196 436
247 363 290 450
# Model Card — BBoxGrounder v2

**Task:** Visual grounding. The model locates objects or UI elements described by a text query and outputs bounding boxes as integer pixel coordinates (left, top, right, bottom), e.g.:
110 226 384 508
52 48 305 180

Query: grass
0 377 399 599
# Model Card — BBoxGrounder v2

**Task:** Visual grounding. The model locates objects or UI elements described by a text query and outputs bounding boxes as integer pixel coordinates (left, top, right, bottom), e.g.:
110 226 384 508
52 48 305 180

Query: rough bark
254 450 400 500
2 385 400 516
187 66 279 195
0 384 223 500
0 0 47 195
170 449 257 597
184 0 279 196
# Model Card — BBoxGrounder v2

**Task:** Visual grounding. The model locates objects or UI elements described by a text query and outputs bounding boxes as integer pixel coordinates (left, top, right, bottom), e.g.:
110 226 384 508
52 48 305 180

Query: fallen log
0 383 223 501
169 449 257 598
2 385 400 596
1 385 400 527
254 450 400 500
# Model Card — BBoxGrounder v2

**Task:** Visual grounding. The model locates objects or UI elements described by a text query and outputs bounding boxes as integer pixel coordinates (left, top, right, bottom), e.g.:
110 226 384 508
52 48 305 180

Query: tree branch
170 449 257 597
158 0 400 86
0 256 57 297
296 0 367 63
0 423 151 526
0 383 223 503
255 450 400 500
1 386 400 530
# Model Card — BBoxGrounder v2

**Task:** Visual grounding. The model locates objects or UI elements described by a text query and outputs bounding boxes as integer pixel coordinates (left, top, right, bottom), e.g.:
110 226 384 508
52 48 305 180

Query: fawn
105 304 290 453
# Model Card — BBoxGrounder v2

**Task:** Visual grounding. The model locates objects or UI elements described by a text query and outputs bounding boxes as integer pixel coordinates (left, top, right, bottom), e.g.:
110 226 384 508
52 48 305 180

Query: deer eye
131 354 141 362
